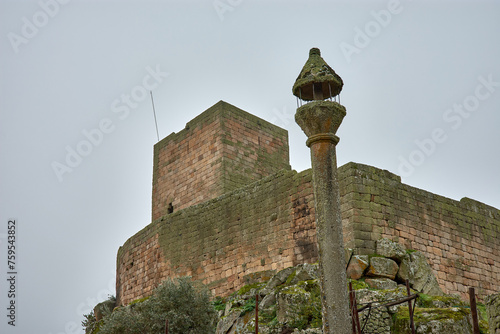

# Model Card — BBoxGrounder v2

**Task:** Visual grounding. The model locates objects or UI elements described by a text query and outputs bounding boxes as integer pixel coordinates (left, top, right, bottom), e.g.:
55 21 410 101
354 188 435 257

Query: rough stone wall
340 162 500 301
219 106 290 194
117 169 316 305
116 227 168 305
118 161 499 306
122 102 500 306
151 101 290 221
486 293 500 334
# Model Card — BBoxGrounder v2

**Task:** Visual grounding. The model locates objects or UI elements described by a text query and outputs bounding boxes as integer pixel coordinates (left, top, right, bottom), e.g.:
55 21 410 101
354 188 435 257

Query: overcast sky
1 1 499 333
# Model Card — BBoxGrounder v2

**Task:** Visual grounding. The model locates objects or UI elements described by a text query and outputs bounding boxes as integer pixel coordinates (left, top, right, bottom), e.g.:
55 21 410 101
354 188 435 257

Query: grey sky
1 1 499 333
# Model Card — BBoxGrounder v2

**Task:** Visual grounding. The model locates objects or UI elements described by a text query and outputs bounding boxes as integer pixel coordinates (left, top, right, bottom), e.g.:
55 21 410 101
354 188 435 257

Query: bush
84 277 217 334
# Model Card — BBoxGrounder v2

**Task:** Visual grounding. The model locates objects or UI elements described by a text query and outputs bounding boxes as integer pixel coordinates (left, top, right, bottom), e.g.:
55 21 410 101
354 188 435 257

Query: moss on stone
349 278 370 290
236 282 266 296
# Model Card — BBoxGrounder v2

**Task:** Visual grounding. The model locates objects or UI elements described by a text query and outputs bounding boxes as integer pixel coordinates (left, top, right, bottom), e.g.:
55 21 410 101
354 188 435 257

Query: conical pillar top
293 48 343 101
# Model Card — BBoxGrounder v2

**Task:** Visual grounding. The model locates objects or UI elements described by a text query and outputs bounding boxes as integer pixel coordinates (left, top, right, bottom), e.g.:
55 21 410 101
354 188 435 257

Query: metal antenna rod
150 91 160 142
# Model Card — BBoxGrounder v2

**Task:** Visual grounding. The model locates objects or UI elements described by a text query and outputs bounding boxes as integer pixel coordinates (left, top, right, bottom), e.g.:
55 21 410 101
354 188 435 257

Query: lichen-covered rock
367 257 399 279
276 285 311 324
365 278 397 290
392 307 473 334
347 255 369 280
259 293 276 310
486 292 500 334
217 308 241 334
216 251 479 334
93 299 115 321
397 251 444 296
260 267 295 295
289 263 318 285
376 238 408 263
355 288 408 334
291 329 322 333
416 294 465 308
226 311 255 334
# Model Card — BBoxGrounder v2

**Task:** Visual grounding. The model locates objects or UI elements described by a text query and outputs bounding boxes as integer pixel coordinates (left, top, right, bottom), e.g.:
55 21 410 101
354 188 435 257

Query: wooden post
165 319 169 334
405 280 416 334
255 294 259 334
348 282 361 334
352 288 361 334
469 287 480 334
348 283 356 334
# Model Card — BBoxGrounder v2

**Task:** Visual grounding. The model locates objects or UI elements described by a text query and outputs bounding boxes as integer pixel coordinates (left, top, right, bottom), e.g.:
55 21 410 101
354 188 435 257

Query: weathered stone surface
417 294 465 308
346 255 369 279
393 307 473 334
217 263 488 334
226 311 255 334
216 309 240 334
366 257 399 279
355 288 408 333
93 299 115 322
397 251 444 296
260 267 295 295
365 278 397 290
277 285 311 324
289 263 318 285
291 329 322 334
376 238 408 262
118 152 500 306
259 293 276 310
486 292 500 334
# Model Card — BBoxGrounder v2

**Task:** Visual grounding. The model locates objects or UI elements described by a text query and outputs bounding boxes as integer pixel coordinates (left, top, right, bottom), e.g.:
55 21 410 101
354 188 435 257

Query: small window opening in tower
168 202 174 214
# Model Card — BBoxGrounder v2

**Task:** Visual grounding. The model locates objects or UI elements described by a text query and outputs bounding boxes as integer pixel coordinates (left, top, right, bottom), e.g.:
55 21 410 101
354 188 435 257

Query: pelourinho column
293 47 351 334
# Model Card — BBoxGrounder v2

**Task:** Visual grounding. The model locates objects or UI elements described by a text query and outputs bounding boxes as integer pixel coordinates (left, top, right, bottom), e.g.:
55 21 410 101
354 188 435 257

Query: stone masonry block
366 257 399 280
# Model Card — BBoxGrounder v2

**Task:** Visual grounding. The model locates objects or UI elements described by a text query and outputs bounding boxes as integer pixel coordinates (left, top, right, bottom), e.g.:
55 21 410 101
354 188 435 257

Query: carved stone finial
293 48 343 101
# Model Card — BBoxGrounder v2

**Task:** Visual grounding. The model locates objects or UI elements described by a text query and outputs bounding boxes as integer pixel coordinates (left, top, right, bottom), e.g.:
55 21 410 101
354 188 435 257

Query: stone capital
295 100 346 142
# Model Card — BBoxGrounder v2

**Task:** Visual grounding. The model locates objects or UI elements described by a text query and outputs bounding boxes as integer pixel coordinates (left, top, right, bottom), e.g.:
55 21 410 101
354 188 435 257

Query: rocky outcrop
486 293 500 334
376 238 407 262
347 239 444 297
366 257 399 280
397 251 444 296
215 239 489 334
93 298 116 322
392 307 473 333
346 255 368 280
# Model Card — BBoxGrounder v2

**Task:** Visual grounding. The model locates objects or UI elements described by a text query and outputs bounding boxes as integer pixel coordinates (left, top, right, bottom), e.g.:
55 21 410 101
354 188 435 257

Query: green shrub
85 277 217 334
212 297 226 312
82 310 98 334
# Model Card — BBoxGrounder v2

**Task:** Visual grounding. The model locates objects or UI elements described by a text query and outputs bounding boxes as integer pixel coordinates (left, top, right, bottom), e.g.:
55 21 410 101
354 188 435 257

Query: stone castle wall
116 102 499 306
340 163 500 301
117 162 499 305
117 168 317 305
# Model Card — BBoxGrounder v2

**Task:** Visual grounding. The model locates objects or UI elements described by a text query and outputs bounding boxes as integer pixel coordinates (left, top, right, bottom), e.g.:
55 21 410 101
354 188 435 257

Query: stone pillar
295 100 351 333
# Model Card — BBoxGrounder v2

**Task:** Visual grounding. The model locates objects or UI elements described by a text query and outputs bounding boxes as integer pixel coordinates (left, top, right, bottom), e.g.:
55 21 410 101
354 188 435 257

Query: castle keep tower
151 101 290 221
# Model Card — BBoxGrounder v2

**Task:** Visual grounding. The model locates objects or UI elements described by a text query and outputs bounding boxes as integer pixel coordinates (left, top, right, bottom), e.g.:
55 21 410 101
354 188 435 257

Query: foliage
83 277 217 334
128 296 150 306
239 297 256 316
212 296 226 312
82 295 115 334
288 281 322 329
82 310 98 334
